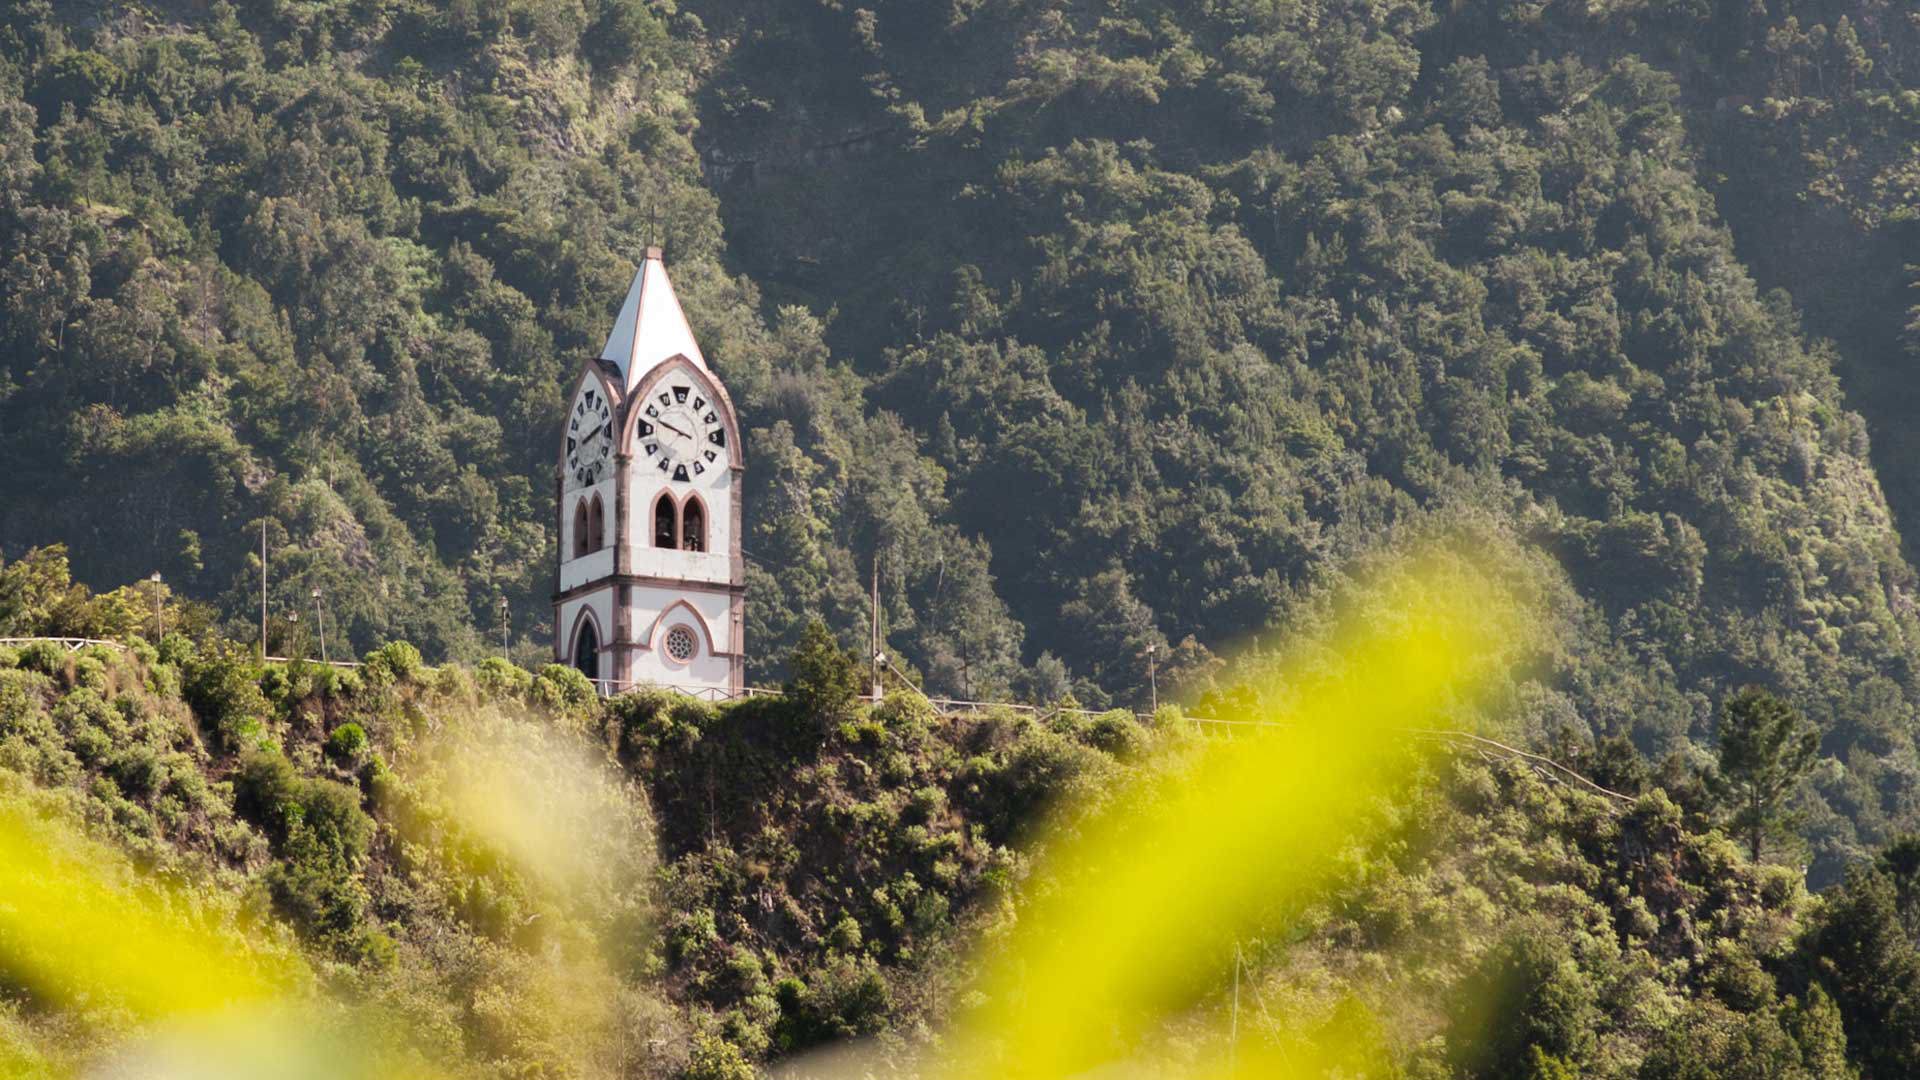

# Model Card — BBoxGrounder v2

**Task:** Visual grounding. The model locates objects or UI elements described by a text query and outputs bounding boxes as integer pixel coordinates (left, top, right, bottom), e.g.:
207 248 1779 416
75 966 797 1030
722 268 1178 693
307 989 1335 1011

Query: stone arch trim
639 599 726 657
678 490 709 552
620 355 745 470
571 497 590 558
566 605 606 664
651 490 678 548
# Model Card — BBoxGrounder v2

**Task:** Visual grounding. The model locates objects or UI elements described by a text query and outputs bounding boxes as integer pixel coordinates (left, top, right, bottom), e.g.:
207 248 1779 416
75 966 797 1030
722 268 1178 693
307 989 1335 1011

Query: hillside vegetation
7 0 1920 882
4 555 1920 1079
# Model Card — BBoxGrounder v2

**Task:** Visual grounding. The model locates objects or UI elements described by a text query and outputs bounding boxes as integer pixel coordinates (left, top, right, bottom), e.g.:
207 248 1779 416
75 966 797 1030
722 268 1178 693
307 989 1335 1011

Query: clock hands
657 418 694 441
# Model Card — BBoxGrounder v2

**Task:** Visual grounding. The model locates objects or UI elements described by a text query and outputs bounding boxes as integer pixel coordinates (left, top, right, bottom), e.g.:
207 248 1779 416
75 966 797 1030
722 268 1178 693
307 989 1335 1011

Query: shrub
325 722 371 766
432 663 474 700
232 750 302 840
870 691 936 738
1448 920 1599 1077
476 657 532 700
108 745 166 798
17 641 68 678
297 777 373 864
1083 709 1145 756
144 662 181 700
264 852 369 944
682 1033 753 1080
232 751 373 860
363 641 424 686
533 663 597 711
155 633 196 666
321 667 362 697
182 646 269 753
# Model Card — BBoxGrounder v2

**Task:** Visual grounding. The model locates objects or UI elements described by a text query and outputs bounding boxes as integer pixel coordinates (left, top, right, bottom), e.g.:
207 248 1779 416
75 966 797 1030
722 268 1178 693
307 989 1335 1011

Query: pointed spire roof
597 247 706 388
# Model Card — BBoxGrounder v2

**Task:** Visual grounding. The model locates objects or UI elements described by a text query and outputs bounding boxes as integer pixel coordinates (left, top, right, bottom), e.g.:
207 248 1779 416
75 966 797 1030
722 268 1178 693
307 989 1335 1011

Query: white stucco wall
626 584 736 692
558 474 616 592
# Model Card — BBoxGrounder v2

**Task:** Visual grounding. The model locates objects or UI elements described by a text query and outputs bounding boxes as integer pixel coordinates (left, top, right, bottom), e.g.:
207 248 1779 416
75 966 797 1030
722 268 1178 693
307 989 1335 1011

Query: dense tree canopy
2 0 1919 882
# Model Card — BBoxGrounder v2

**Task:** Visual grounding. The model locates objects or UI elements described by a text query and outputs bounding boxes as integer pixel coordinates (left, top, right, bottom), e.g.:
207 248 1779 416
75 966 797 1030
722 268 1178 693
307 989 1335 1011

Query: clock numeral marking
645 404 658 418
703 412 718 425
657 459 670 473
693 397 706 411
673 386 689 403
704 450 716 463
672 464 690 482
658 392 672 407
644 442 658 456
708 430 726 447
638 421 653 437
692 462 705 476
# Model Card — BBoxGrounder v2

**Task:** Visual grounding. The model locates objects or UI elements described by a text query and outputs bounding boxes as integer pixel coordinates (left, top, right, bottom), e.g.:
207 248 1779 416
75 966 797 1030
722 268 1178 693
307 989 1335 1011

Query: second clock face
638 383 727 483
566 385 614 488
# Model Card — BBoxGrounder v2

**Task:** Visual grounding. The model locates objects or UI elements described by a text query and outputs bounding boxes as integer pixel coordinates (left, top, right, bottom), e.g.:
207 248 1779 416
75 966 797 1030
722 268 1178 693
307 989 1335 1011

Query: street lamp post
312 587 327 664
1146 642 1158 715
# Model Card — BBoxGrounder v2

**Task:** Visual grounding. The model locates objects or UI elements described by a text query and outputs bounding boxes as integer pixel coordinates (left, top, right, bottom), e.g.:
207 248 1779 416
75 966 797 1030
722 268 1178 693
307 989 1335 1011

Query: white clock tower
553 248 746 696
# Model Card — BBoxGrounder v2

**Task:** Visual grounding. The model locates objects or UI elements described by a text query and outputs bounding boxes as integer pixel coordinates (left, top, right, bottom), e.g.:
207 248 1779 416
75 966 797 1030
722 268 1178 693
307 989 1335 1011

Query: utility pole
498 596 510 659
259 520 268 655
312 587 326 664
870 558 884 700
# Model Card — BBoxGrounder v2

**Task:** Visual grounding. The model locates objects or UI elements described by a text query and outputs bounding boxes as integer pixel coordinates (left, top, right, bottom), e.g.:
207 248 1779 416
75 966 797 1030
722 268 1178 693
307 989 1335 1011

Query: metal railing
579 676 1272 732
0 637 127 652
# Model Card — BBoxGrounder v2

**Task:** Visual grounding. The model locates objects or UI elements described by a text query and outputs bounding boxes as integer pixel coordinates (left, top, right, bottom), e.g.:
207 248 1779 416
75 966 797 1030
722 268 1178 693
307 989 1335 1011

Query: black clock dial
649 385 728 480
565 386 614 488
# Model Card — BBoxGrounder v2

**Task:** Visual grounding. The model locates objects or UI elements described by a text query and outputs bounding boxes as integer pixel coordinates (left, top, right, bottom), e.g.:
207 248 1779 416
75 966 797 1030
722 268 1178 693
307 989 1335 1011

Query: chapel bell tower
552 248 746 695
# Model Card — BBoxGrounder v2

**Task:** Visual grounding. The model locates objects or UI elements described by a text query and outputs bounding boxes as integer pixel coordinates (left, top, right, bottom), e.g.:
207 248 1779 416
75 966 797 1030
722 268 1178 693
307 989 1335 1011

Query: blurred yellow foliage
0 802 292 1022
920 550 1525 1079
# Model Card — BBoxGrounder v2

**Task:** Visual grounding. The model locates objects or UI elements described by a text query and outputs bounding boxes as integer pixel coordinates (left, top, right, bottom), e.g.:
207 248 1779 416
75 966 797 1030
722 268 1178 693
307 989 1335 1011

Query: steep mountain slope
3 1 1920 882
0 0 1025 691
683 0 1920 881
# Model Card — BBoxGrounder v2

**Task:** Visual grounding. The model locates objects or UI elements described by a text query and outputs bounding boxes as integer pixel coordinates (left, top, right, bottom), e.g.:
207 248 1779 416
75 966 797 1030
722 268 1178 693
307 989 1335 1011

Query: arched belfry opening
573 618 600 683
588 494 605 552
654 494 676 548
682 498 705 552
572 500 591 558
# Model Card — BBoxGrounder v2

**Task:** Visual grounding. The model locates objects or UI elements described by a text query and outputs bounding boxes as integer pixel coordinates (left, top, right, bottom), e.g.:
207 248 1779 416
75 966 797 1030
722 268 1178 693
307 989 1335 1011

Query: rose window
665 625 697 662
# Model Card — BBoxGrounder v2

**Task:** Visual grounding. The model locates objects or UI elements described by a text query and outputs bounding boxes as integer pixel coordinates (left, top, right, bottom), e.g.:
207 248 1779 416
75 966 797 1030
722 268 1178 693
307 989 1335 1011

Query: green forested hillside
10 553 1920 1079
3 0 1920 884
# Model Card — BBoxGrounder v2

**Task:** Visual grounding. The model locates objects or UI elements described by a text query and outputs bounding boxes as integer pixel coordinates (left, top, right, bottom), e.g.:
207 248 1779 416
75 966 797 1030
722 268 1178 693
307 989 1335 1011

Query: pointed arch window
572 618 600 683
572 500 591 559
681 498 706 553
654 494 676 548
588 495 606 553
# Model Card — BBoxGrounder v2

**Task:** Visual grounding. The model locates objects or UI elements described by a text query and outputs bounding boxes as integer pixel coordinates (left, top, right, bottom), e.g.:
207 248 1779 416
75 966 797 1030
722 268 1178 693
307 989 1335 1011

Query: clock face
566 385 614 488
637 382 728 483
